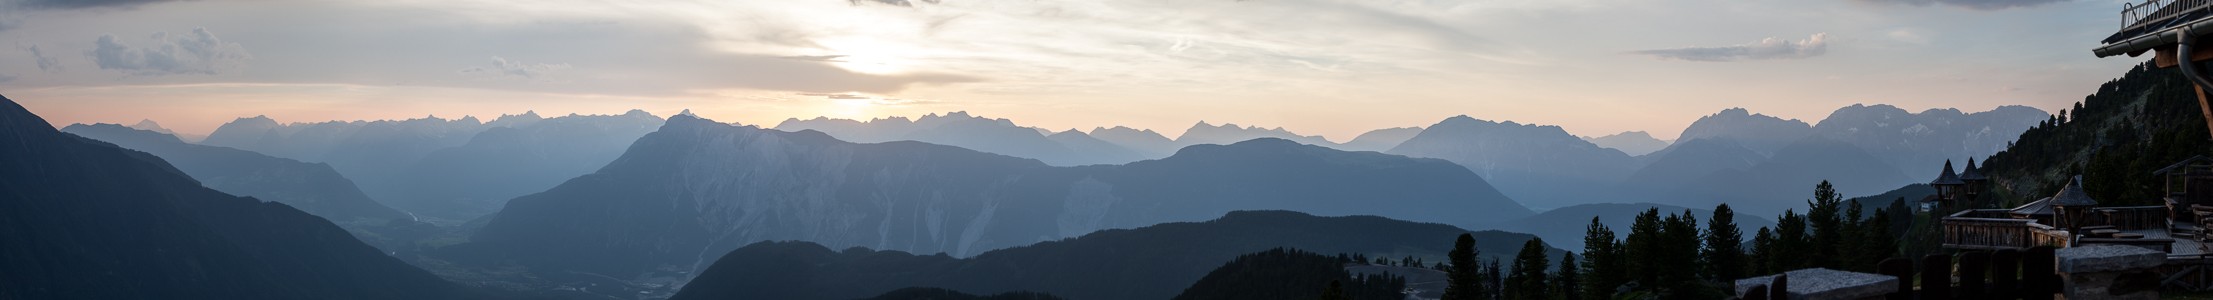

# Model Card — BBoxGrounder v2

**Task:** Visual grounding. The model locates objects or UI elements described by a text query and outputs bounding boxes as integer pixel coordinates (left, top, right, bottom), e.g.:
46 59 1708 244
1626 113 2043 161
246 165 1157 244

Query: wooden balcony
1941 209 2071 250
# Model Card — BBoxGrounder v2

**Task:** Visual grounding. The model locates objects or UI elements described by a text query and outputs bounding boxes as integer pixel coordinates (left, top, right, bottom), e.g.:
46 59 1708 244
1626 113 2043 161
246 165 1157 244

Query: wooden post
1960 252 1990 298
1922 254 1952 300
2196 84 2213 140
1879 258 1915 300
2024 246 2059 300
1992 249 2021 300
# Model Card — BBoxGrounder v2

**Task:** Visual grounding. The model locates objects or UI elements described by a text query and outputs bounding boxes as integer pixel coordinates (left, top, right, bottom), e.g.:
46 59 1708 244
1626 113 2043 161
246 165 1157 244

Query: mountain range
0 95 475 299
59 123 408 224
666 210 1556 300
459 114 1532 287
1386 116 1642 210
1584 131 1671 156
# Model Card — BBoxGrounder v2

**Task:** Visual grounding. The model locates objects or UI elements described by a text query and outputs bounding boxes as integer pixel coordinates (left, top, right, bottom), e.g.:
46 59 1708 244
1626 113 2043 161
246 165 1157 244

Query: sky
0 0 2140 141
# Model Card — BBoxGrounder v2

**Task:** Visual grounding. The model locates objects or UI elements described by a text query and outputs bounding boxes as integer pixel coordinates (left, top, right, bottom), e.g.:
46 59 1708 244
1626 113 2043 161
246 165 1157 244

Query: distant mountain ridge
60 123 408 224
1586 131 1671 156
0 95 474 299
667 210 1558 300
777 111 1147 166
463 114 1531 285
1388 116 1641 209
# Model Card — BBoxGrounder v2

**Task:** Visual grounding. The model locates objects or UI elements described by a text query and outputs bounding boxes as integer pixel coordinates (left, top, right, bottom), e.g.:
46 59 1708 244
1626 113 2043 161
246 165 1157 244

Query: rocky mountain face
1674 108 1815 155
1585 131 1670 156
0 95 473 299
667 211 1555 300
1388 116 1641 209
462 115 1531 283
777 112 1148 166
1623 105 2046 215
60 124 407 224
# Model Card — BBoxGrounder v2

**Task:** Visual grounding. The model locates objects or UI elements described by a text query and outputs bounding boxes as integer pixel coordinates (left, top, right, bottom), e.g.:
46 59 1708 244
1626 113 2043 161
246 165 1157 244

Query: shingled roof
2052 175 2100 207
1960 158 1986 181
1931 160 1965 186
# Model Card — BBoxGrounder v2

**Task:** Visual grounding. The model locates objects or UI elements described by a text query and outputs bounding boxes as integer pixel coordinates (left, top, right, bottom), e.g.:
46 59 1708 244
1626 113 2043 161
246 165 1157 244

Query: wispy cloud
1630 33 1829 62
88 27 252 75
27 45 62 71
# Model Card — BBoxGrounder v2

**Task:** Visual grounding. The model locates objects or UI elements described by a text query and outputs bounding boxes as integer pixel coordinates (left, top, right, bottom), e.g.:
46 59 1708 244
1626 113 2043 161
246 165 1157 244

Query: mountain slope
1340 127 1423 152
201 115 492 208
1176 121 1340 148
0 95 472 299
668 211 1557 300
60 123 408 223
1388 116 1640 209
1982 63 2213 208
385 110 665 221
1586 131 1671 156
1675 108 1814 155
1089 126 1179 158
1810 104 2048 179
463 115 1530 282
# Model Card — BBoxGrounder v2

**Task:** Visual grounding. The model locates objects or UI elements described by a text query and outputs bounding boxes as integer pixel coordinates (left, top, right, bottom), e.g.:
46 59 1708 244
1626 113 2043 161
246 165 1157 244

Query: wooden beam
2197 84 2213 140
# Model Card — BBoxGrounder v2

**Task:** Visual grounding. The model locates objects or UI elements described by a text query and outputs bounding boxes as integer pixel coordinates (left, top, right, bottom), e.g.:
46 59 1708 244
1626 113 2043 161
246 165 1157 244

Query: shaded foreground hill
60 123 408 224
461 114 1531 284
669 210 1557 300
0 95 474 299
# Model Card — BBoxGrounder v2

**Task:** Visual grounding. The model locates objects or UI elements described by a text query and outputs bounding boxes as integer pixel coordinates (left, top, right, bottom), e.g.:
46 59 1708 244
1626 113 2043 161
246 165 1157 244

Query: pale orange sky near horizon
0 0 2124 141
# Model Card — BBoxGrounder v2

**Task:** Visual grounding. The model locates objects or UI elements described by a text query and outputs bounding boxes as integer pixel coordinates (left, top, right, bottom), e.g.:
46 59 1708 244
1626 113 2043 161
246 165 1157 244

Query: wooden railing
1943 209 2072 250
2099 206 2171 230
2123 0 2213 31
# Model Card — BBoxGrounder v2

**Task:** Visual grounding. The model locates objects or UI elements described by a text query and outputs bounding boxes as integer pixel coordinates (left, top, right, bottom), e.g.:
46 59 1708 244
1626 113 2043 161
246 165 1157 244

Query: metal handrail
2125 0 2213 31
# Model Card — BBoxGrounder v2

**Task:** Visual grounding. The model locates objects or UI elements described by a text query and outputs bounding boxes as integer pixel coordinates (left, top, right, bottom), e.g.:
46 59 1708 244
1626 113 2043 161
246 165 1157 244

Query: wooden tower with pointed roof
1928 160 1969 210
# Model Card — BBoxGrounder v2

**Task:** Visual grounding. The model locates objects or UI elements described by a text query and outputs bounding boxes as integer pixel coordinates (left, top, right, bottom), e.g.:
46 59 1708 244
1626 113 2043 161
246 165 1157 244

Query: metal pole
2175 27 2213 139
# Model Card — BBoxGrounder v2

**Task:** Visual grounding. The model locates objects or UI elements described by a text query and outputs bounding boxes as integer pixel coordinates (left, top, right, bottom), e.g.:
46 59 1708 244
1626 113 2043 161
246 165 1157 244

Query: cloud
457 56 571 78
797 92 870 99
27 45 61 71
0 73 15 83
779 55 848 62
88 27 252 75
847 0 938 7
0 19 19 32
1851 0 2067 10
6 0 190 10
1630 33 1829 62
795 92 938 105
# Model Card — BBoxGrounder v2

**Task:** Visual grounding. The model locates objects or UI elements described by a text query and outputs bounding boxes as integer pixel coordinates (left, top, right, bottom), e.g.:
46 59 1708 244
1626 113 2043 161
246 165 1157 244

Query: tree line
1430 180 1901 300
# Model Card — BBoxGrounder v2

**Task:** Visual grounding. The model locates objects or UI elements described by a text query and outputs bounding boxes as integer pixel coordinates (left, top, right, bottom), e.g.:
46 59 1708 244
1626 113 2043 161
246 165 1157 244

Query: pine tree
1557 253 1580 300
1509 238 1552 300
1320 280 1346 300
1702 204 1746 281
1773 210 1808 271
1625 208 1664 286
1840 201 1867 271
1807 181 1845 269
1443 233 1485 300
1580 217 1624 299
1859 208 1898 271
1658 210 1702 292
1487 259 1506 297
1749 227 1776 275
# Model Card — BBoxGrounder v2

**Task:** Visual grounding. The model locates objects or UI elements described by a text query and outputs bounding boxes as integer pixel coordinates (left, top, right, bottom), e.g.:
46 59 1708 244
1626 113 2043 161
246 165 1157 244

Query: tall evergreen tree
1858 208 1899 272
1443 233 1485 300
1487 259 1506 297
1807 181 1845 269
1625 208 1664 286
1773 210 1808 271
1580 217 1624 299
1749 227 1776 275
1658 211 1702 293
1840 201 1867 271
1557 253 1580 300
1703 204 1746 281
1508 238 1552 300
